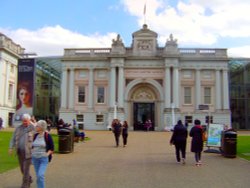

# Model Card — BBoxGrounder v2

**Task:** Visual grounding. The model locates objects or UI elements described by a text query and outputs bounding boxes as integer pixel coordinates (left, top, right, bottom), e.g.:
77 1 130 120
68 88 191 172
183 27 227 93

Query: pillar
195 69 201 109
88 68 94 109
68 68 75 109
215 69 222 110
223 69 229 109
164 67 171 108
118 66 124 108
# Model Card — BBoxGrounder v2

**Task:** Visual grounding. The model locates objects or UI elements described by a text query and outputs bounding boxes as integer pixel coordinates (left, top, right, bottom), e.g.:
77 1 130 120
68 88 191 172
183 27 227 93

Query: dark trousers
122 134 128 146
195 152 202 162
114 133 120 146
174 140 186 162
17 151 32 188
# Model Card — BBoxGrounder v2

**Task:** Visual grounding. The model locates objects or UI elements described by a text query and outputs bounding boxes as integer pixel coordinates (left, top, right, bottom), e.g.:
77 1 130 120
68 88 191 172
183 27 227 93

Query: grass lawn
237 135 250 161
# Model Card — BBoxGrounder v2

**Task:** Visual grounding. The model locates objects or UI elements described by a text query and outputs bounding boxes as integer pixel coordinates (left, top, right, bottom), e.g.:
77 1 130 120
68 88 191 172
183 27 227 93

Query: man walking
170 120 188 164
9 114 35 188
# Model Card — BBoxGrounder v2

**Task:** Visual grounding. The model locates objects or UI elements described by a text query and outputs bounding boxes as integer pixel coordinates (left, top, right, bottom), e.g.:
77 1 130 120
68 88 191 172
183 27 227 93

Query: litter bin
58 128 73 153
221 130 237 158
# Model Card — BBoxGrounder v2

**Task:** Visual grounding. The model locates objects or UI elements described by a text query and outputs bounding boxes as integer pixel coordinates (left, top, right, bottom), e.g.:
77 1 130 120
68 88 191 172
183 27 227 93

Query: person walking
189 119 204 166
9 113 35 188
122 121 129 147
170 120 188 164
32 120 54 188
111 119 122 147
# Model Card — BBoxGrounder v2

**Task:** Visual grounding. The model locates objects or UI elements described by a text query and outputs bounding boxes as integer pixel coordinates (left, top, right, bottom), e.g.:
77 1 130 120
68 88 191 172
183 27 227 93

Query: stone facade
59 25 230 130
0 33 25 127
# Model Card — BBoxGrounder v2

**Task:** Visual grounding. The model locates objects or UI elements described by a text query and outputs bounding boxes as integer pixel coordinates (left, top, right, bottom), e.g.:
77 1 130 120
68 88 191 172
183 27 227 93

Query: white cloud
228 46 250 58
0 25 117 56
122 0 250 57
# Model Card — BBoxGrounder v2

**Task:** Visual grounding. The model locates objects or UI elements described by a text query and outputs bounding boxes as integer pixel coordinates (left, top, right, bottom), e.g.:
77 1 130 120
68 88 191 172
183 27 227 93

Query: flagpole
143 3 146 25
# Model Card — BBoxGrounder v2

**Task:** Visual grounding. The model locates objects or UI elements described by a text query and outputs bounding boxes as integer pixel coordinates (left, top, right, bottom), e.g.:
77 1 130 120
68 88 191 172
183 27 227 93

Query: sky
1 0 250 58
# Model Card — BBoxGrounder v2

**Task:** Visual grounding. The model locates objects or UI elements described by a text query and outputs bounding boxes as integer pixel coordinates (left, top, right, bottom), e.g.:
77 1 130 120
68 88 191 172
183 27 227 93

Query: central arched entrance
130 84 157 131
133 102 155 131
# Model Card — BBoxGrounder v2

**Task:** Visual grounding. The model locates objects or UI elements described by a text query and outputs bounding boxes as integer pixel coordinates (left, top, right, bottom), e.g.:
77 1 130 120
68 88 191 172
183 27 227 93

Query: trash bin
58 128 73 153
221 130 237 158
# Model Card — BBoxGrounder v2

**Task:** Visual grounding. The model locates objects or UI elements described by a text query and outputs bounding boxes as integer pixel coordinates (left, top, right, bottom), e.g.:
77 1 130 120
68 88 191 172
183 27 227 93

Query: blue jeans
32 156 48 188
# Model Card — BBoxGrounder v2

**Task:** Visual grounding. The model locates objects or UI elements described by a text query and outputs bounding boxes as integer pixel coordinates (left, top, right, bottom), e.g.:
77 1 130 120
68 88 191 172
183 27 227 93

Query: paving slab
0 130 249 188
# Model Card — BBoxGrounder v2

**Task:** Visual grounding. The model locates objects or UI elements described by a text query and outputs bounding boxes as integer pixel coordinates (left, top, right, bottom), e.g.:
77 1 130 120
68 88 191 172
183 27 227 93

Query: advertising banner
14 58 35 121
207 123 225 147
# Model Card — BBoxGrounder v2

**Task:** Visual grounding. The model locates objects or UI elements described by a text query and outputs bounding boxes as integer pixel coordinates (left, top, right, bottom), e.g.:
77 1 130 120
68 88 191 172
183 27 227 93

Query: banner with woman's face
15 59 35 121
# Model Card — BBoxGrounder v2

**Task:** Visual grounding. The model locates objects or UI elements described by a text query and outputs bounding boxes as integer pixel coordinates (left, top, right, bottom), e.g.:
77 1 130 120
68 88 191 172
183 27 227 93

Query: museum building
59 24 231 130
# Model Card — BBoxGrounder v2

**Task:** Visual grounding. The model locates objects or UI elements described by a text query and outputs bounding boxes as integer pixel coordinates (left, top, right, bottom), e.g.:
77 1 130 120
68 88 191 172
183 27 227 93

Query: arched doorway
130 84 157 131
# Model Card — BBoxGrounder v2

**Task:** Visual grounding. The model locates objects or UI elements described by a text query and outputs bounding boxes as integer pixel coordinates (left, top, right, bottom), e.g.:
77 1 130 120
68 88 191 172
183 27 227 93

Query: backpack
33 132 53 162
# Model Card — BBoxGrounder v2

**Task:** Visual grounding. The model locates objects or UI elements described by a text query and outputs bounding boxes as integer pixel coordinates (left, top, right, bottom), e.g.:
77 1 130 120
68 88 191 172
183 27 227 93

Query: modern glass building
229 58 250 130
33 57 61 124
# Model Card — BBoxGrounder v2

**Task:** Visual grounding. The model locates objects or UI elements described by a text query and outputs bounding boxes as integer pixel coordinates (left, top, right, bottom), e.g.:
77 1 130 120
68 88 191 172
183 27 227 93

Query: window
76 114 84 129
183 70 192 79
97 86 105 103
204 87 211 104
79 70 87 78
78 86 85 103
185 116 193 124
96 114 104 123
8 83 14 101
205 116 213 124
203 70 212 79
184 87 192 104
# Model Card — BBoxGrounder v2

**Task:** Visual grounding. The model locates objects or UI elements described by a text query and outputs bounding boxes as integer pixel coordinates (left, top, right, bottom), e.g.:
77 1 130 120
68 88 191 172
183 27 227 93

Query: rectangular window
183 70 192 79
184 87 192 104
96 114 104 123
76 114 84 129
97 86 105 103
205 116 213 124
185 116 193 124
78 86 85 103
8 83 14 101
204 87 211 104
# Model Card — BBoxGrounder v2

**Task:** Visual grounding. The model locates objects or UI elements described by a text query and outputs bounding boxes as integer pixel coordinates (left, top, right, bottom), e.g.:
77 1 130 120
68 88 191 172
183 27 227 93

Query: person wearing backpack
32 120 54 188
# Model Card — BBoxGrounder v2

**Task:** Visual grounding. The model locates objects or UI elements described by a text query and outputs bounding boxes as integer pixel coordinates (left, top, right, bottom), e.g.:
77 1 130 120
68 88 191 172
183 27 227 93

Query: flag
144 3 146 15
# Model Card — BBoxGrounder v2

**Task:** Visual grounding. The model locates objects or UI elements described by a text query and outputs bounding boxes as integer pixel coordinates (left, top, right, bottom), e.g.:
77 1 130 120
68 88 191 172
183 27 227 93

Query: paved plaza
1 130 250 188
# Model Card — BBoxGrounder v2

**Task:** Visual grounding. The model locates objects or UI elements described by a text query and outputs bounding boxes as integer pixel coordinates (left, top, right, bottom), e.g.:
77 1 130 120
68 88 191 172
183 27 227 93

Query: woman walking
189 119 204 166
122 121 129 147
170 120 188 164
32 120 54 188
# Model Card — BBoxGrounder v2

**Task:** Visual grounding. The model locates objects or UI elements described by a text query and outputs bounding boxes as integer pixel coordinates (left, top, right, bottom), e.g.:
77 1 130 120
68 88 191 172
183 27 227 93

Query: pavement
0 130 250 188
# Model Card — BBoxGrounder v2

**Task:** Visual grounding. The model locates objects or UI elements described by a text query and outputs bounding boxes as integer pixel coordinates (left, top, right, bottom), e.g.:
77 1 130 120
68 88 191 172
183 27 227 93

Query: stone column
195 69 201 109
223 69 229 109
68 68 75 109
109 66 116 107
4 62 10 105
118 66 124 108
88 68 94 109
173 67 179 108
61 68 68 109
164 67 171 108
215 69 222 110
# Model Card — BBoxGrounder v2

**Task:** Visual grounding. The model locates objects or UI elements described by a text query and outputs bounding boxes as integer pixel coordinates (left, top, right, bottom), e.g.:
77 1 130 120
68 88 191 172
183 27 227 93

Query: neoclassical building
59 25 230 130
0 33 25 127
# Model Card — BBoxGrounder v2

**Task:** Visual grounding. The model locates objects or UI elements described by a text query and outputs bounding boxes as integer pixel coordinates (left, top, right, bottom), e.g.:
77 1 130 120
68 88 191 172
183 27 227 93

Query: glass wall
34 57 61 126
229 58 250 130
